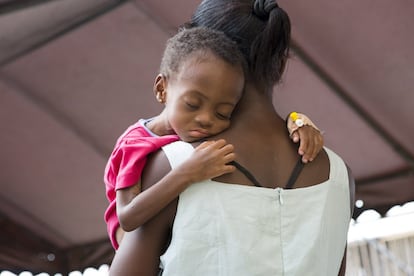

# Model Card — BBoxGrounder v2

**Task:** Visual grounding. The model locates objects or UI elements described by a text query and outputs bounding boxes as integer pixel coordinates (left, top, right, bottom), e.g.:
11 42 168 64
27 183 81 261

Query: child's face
162 53 244 142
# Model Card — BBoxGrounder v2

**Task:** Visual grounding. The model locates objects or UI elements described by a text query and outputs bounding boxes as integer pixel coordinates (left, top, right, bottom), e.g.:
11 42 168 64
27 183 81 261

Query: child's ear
153 74 167 104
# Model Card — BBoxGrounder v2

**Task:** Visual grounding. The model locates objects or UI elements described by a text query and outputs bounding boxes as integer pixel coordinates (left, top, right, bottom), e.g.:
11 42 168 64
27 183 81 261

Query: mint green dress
160 141 350 276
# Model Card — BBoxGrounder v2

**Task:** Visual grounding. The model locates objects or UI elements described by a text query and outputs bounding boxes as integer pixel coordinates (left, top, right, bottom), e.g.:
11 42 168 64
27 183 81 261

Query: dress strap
163 140 305 189
229 161 262 187
284 158 304 189
230 158 304 189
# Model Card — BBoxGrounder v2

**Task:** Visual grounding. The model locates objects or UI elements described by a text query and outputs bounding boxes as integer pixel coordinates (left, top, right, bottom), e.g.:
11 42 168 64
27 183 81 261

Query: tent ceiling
0 0 413 273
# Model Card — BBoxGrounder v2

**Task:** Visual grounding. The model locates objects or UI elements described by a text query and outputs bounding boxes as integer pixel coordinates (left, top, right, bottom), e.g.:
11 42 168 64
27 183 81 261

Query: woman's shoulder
141 140 195 189
141 148 172 191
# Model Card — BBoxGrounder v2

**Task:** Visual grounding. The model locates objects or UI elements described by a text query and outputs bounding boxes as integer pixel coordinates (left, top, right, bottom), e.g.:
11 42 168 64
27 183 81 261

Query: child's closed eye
216 112 231 120
185 102 200 109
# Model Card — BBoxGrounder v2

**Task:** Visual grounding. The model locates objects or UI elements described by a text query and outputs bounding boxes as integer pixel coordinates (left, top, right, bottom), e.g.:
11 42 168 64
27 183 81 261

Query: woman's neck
231 83 285 129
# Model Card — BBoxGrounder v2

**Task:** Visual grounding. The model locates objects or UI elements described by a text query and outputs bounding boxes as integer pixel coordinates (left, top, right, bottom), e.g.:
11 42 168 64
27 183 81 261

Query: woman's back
143 85 352 275
209 84 330 190
159 141 350 275
108 1 354 274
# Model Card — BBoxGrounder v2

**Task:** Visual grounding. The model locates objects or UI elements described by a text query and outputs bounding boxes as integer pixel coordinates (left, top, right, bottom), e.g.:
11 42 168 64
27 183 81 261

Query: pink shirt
104 119 178 249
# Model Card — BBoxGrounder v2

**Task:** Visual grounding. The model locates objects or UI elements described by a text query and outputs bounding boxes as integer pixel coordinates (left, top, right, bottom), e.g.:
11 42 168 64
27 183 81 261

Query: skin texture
116 51 243 237
291 120 324 163
109 81 356 276
148 51 244 142
112 50 324 247
109 3 337 273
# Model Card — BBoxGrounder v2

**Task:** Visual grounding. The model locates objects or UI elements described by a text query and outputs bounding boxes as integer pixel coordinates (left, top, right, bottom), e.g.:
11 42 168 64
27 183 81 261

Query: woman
109 0 355 275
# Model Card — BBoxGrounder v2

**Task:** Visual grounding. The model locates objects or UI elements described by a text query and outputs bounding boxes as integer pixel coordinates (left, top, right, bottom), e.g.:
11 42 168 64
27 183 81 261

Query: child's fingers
198 139 228 150
309 135 324 162
219 160 237 174
223 163 236 174
196 140 216 149
304 137 320 163
223 152 236 164
218 144 235 157
291 131 300 143
211 139 227 148
297 129 309 156
203 140 235 156
301 129 323 162
297 127 311 163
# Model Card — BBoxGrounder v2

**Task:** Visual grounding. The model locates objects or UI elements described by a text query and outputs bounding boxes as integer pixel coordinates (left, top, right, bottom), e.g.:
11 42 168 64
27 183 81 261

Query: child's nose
195 112 213 128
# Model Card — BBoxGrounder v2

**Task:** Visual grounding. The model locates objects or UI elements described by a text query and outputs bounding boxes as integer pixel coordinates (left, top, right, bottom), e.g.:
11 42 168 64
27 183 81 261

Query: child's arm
109 149 177 276
286 112 324 163
116 139 235 232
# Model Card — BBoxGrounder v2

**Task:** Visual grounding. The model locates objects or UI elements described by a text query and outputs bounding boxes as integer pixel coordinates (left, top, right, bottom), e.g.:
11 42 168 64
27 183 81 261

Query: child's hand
287 112 323 163
291 126 323 163
179 139 236 183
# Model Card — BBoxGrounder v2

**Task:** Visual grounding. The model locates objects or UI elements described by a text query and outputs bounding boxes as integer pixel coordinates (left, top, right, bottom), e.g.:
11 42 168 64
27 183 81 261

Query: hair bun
253 0 278 19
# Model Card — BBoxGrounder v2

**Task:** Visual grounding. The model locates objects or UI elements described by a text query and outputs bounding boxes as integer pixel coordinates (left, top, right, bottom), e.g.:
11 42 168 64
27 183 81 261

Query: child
104 27 322 249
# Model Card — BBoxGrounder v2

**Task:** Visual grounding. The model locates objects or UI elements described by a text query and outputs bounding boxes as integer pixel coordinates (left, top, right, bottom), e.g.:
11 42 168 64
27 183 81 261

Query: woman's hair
185 0 291 92
160 26 246 79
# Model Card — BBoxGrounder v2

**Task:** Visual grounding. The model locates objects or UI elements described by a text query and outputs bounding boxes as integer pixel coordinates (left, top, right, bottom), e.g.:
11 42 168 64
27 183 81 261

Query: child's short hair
160 27 246 78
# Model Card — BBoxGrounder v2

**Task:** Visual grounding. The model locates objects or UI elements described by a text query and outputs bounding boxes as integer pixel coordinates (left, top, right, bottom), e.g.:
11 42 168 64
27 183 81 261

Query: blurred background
0 0 413 275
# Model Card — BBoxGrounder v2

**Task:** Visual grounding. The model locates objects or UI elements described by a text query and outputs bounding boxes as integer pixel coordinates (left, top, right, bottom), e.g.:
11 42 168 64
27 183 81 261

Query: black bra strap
229 161 262 187
229 158 304 189
285 158 304 189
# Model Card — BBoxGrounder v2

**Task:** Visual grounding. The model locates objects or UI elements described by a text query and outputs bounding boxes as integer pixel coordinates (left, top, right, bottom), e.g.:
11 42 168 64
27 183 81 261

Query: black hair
186 0 291 92
159 26 246 79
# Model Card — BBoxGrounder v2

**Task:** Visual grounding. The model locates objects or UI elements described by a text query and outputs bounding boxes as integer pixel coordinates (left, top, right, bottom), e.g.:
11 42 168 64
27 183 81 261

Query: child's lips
189 129 209 138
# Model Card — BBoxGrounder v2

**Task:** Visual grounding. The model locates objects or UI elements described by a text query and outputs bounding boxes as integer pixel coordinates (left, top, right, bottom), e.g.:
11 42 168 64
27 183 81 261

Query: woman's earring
156 93 165 103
